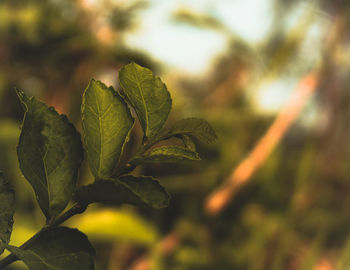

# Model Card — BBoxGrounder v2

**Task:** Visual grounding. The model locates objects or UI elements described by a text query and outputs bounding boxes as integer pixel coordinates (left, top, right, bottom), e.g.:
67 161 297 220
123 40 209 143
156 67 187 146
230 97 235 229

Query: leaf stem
113 133 172 177
0 133 173 268
135 133 173 157
0 228 42 269
0 203 87 269
50 203 87 227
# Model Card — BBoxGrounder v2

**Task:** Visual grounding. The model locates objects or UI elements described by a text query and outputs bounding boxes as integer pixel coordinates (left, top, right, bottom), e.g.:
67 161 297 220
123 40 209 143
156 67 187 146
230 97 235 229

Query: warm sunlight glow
206 73 318 214
124 0 228 76
253 78 298 113
123 0 275 75
214 0 274 43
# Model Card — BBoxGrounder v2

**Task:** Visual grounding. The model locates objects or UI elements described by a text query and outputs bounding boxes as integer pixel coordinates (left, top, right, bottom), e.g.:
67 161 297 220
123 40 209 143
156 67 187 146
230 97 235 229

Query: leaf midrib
121 70 149 136
134 78 149 136
20 249 89 270
25 250 61 270
116 178 149 206
28 110 51 216
93 88 103 176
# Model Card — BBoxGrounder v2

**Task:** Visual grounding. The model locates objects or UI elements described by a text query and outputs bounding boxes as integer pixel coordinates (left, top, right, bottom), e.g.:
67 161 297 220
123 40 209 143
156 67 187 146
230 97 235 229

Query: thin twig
0 203 86 269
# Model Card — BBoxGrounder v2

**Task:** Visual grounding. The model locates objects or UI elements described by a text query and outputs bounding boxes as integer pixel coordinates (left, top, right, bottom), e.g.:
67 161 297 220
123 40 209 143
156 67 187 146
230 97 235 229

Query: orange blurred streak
96 25 116 45
205 72 319 215
128 231 180 270
313 258 334 270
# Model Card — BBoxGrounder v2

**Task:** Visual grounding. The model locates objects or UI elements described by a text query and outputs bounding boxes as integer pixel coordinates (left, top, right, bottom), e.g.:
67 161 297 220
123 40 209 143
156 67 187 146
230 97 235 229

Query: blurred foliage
2 0 350 269
67 206 158 245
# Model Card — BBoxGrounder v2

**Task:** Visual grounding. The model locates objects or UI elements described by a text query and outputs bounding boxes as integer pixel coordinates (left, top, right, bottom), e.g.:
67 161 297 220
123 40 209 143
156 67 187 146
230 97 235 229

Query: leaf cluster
0 63 216 269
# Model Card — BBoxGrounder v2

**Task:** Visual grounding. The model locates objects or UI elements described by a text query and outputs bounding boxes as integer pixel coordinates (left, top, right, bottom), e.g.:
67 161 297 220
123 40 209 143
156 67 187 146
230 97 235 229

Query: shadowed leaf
16 90 83 220
75 175 169 208
179 135 197 151
131 146 200 165
169 118 217 144
5 227 95 270
0 172 14 255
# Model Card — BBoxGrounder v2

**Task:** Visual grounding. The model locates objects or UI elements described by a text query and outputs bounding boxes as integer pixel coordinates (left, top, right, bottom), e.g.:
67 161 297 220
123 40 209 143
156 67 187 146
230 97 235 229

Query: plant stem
0 228 42 269
0 203 87 269
131 133 173 160
0 133 174 268
50 203 87 227
112 133 171 178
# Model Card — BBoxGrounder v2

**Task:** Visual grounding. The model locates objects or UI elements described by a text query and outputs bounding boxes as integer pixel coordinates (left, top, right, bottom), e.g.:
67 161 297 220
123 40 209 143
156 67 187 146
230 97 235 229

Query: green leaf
4 227 95 270
168 118 217 144
82 79 134 178
180 135 197 151
74 175 169 208
16 90 84 220
119 62 172 138
131 146 200 165
0 172 14 255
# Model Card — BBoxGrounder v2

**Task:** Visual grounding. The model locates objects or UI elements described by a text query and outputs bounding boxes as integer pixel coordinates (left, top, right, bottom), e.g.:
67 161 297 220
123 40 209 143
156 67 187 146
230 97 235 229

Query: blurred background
1 0 350 269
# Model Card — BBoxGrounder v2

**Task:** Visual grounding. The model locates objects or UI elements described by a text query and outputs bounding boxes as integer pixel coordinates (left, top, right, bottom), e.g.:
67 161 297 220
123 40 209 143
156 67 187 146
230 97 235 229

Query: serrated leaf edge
149 145 201 160
16 90 84 219
118 62 172 138
117 175 170 208
81 79 135 178
169 117 218 144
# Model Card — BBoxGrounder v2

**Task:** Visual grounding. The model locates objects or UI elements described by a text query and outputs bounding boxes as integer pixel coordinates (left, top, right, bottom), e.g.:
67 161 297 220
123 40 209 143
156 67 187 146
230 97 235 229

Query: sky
123 0 275 75
120 0 330 114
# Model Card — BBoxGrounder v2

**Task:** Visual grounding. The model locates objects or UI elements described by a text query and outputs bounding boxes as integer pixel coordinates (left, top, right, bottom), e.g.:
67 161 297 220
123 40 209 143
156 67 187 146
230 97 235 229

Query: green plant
0 62 216 269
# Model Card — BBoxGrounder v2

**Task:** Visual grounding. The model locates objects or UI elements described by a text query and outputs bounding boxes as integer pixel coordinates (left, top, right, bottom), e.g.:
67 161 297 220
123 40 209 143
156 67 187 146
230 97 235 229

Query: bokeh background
1 0 350 269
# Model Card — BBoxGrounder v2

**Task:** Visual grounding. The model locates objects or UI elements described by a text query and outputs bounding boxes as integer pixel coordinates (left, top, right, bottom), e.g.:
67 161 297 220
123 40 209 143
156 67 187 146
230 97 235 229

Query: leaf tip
127 61 140 69
15 88 30 106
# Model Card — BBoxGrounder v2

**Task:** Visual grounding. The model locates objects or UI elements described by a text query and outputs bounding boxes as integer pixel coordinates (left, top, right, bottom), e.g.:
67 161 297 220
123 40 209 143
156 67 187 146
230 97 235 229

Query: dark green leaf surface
119 62 172 138
16 90 84 220
131 146 200 165
82 79 134 178
0 172 14 255
180 135 197 151
169 118 217 144
5 227 95 270
75 175 169 208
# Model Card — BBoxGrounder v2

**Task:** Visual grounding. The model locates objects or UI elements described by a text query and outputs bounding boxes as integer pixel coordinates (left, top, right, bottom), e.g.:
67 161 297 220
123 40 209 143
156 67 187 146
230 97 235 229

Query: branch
0 203 86 269
127 231 180 270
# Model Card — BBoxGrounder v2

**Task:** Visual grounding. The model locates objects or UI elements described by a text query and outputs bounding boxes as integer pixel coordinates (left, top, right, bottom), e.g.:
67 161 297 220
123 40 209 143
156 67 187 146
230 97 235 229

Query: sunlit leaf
74 175 169 208
169 118 217 144
0 172 14 255
4 227 95 270
16 90 84 220
131 146 200 165
82 79 134 178
119 62 172 138
179 135 196 151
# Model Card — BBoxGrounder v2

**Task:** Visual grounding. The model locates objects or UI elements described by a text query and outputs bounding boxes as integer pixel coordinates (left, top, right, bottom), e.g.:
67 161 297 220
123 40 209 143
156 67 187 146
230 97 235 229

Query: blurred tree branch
204 5 347 215
204 72 319 215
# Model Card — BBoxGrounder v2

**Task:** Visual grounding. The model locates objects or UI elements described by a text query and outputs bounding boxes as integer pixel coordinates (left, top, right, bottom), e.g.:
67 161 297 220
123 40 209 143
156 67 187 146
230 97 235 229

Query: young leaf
16 90 84 220
4 227 95 270
180 135 197 151
74 176 169 208
168 118 217 144
0 172 14 255
119 62 172 138
82 79 134 178
130 146 200 165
